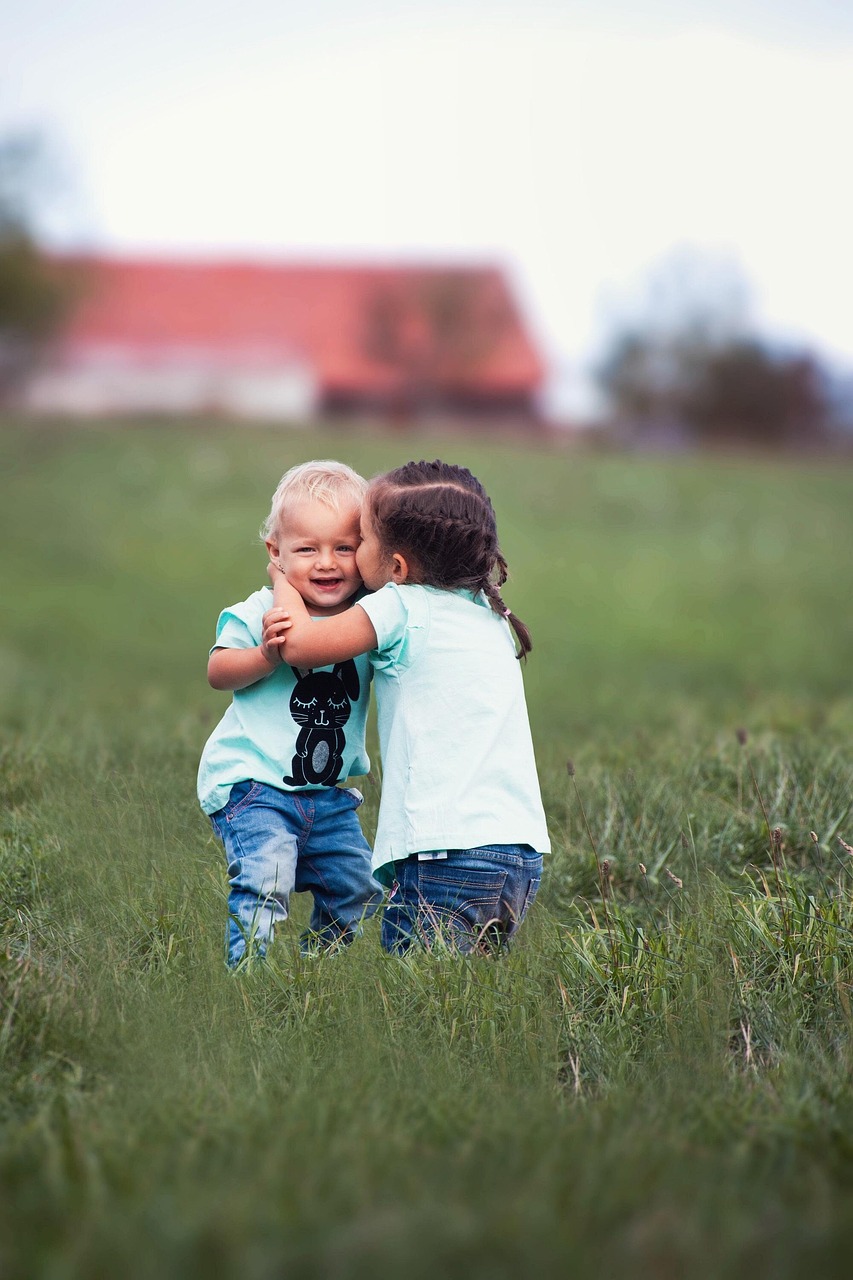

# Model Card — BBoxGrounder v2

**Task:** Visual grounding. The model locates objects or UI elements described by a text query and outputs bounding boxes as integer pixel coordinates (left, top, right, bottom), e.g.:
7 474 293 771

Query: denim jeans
209 780 382 967
381 844 543 956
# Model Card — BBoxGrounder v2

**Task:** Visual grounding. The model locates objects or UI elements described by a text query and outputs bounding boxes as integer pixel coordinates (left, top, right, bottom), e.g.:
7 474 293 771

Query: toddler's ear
265 538 280 561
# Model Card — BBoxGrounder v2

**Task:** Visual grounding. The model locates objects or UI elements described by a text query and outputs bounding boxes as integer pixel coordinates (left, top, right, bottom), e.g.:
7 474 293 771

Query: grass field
1 419 852 1278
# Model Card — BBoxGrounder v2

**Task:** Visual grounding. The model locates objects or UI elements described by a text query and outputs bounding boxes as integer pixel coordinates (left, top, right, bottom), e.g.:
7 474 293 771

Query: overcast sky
4 0 853 415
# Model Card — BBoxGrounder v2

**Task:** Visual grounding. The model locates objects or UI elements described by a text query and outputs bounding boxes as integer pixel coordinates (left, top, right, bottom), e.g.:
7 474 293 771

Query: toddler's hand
260 607 293 667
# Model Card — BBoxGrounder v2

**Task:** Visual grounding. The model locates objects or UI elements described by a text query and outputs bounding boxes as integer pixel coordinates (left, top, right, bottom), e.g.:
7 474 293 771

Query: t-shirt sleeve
210 590 268 653
358 584 429 672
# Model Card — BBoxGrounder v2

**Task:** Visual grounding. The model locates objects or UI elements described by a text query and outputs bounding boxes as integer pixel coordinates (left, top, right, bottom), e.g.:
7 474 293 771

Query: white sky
4 0 853 416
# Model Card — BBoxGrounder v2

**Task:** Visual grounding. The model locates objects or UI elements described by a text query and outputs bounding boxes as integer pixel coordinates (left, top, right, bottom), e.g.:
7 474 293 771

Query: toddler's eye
337 544 357 553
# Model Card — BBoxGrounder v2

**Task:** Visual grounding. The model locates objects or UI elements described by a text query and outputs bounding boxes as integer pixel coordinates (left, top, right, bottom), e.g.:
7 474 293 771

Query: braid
480 570 533 661
368 460 533 660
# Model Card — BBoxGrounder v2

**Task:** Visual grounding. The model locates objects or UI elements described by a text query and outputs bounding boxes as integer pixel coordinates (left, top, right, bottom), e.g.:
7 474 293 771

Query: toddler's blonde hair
261 459 367 543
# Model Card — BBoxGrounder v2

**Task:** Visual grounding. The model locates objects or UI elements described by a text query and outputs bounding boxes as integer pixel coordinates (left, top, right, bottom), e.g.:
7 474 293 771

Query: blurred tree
0 133 72 398
689 341 828 445
596 247 830 447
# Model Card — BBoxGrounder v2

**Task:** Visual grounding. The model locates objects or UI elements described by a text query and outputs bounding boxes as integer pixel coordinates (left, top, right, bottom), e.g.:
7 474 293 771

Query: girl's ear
265 538 280 562
390 552 410 583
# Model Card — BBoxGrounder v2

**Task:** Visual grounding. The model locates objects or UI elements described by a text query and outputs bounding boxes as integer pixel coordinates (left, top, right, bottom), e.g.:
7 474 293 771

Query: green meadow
1 419 852 1279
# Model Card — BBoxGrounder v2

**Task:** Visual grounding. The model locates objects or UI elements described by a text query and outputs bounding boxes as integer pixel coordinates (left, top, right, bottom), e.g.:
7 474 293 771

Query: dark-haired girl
265 460 549 955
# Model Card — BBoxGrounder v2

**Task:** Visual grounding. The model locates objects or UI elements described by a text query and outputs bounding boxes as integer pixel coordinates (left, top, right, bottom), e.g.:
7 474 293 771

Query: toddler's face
267 499 363 616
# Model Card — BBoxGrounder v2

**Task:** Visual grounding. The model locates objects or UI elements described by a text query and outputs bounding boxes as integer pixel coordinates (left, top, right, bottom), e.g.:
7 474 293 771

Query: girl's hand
260 607 293 667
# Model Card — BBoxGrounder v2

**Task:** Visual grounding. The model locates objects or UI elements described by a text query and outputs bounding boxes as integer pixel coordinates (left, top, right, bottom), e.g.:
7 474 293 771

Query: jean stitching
444 851 528 868
418 868 508 888
417 875 504 896
520 874 542 919
295 796 315 856
418 865 507 903
409 887 504 954
226 780 264 820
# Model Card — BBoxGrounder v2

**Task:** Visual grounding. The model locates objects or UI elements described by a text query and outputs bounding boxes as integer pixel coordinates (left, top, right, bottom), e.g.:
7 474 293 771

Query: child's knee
227 832 297 899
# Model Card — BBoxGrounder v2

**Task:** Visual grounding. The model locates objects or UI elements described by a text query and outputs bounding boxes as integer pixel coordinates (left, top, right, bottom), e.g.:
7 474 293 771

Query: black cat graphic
282 660 360 787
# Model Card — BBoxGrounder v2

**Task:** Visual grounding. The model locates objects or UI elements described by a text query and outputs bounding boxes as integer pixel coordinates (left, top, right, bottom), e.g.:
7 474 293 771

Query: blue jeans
381 844 543 956
209 780 382 967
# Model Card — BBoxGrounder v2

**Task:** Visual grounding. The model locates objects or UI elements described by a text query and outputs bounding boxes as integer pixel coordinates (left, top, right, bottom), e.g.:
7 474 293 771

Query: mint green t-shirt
358 583 550 883
197 587 372 815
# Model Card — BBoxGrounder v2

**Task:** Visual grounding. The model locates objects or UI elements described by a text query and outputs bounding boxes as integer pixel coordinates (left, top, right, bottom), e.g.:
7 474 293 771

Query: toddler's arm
265 569 377 668
207 631 283 691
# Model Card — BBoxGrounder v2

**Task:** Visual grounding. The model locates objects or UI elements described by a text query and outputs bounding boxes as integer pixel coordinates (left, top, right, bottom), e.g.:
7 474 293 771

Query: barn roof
53 255 545 396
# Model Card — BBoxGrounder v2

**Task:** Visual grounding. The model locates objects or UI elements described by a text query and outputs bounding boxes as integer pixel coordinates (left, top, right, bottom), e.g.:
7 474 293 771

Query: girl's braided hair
366 459 532 659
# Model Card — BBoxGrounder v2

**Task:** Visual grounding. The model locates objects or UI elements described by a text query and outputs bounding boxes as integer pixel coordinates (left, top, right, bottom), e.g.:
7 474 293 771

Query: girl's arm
265 572 377 668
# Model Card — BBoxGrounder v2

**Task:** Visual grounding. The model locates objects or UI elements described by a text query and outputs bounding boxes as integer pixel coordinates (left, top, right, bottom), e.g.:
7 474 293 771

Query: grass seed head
566 759 575 777
736 727 749 746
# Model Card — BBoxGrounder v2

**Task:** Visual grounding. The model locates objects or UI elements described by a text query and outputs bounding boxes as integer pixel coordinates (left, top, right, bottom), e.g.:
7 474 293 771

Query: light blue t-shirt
197 587 372 815
358 583 550 883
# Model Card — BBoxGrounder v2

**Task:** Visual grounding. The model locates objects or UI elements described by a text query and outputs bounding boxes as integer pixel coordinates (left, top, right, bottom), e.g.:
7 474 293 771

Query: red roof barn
25 255 546 422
